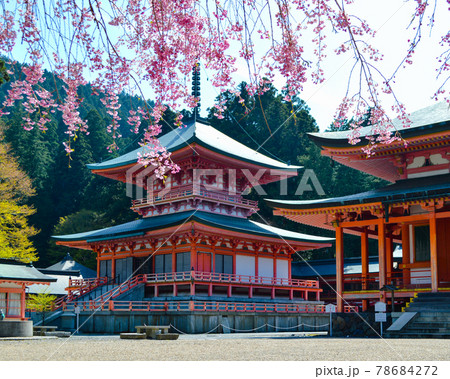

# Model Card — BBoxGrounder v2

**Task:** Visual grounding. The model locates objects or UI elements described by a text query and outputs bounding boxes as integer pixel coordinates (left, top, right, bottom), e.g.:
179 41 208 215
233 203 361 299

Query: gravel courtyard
1 334 449 361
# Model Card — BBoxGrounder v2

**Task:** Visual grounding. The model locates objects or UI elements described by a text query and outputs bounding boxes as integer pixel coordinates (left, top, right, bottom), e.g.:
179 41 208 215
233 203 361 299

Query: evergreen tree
83 109 111 162
46 209 103 269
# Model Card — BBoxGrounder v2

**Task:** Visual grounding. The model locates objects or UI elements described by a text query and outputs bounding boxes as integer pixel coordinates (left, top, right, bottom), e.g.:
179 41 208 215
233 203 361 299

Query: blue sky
198 0 449 131
5 0 448 132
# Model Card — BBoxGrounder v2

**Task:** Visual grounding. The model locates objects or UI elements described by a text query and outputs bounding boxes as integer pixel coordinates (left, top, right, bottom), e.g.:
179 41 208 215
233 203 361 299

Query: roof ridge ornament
63 252 73 262
192 62 201 120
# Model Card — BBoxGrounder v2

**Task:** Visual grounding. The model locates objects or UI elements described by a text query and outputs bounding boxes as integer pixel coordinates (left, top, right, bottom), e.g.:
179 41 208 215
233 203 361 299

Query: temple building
0 258 56 321
266 102 450 312
53 117 333 310
291 247 403 304
28 253 96 298
44 253 96 279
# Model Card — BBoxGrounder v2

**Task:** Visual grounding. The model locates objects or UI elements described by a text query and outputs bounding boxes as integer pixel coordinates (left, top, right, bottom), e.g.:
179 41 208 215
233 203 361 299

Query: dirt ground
1 334 449 361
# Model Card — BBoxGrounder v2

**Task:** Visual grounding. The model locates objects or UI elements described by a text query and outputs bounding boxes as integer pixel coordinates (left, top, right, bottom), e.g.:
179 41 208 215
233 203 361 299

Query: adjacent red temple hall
54 117 333 310
0 259 56 320
267 102 450 312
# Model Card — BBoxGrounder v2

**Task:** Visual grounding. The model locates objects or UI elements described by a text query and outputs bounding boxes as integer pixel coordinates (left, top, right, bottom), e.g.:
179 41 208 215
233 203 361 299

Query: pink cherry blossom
0 0 446 169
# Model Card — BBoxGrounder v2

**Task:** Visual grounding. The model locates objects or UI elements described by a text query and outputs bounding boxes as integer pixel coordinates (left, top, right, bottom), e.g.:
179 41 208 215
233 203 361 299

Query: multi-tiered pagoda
54 117 333 310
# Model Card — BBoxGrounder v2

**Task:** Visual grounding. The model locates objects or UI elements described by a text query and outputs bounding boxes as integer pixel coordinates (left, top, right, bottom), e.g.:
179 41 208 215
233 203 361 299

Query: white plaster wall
258 257 273 279
235 255 255 277
408 169 449 179
410 268 431 284
0 283 21 289
276 259 289 279
430 153 449 165
406 156 426 169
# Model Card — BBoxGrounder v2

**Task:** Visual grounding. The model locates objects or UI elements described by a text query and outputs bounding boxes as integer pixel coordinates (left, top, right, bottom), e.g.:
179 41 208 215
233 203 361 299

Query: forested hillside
0 64 386 268
0 63 161 267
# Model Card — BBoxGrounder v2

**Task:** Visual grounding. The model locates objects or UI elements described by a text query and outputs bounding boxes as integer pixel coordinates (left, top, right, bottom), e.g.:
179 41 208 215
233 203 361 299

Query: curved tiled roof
53 210 334 244
309 102 450 147
46 253 96 278
266 173 450 210
0 259 57 283
87 118 302 171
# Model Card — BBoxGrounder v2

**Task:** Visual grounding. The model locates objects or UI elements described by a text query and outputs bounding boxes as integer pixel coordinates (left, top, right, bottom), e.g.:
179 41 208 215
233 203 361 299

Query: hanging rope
221 323 269 333
169 321 330 335
266 322 330 330
169 323 222 335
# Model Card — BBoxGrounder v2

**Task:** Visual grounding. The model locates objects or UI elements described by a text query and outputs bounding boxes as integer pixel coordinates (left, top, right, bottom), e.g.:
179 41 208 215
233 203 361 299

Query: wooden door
197 253 211 273
437 218 450 285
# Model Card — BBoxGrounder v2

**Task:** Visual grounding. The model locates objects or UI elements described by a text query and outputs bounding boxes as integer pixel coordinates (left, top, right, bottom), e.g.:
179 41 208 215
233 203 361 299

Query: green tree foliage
0 126 38 263
83 109 111 162
46 209 105 269
38 110 136 267
26 291 57 325
0 60 9 85
0 200 38 263
209 83 317 158
326 107 374 132
0 63 140 266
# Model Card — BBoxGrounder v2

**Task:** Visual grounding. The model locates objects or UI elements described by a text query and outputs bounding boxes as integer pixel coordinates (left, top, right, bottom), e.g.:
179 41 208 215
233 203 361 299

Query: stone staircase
404 292 450 313
387 312 450 338
33 281 145 332
386 292 450 338
73 283 117 302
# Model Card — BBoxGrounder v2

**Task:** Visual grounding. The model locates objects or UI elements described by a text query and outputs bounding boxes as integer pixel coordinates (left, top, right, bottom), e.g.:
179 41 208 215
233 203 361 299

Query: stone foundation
0 320 33 337
331 313 392 337
53 310 330 334
35 310 391 336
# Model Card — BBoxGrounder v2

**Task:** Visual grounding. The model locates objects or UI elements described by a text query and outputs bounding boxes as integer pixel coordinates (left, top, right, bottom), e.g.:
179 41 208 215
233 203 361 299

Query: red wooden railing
131 187 258 208
68 277 109 289
62 300 358 314
75 272 320 307
145 271 320 288
195 189 258 207
342 269 435 292
91 275 147 303
53 277 108 310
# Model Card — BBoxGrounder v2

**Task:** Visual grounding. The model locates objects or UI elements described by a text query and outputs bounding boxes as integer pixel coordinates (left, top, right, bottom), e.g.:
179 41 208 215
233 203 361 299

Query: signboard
325 304 337 313
375 312 387 322
374 301 387 312
74 306 81 314
325 304 336 337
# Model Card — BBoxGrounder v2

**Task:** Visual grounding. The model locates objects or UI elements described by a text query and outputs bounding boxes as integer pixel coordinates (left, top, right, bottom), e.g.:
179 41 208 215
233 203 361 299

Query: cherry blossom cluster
2 64 56 132
0 10 15 53
56 62 89 144
0 0 448 170
100 91 122 152
128 108 147 134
